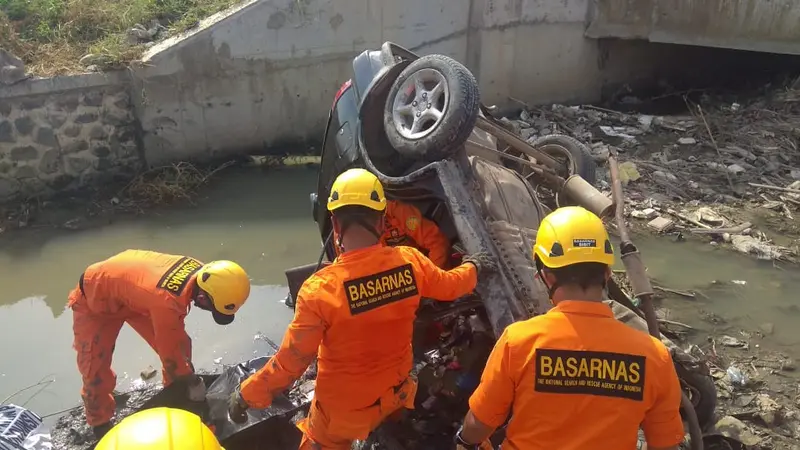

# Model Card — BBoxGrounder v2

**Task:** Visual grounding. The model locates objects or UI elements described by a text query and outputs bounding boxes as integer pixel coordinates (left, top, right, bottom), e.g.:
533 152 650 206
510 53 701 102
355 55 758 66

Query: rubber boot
93 421 114 440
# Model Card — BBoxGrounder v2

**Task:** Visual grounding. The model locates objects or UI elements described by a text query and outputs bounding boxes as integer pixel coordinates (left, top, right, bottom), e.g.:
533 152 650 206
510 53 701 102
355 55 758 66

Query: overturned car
284 42 717 447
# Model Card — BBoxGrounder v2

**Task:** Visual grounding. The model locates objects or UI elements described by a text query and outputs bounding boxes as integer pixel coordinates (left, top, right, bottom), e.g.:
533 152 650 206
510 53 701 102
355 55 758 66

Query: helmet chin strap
534 258 559 303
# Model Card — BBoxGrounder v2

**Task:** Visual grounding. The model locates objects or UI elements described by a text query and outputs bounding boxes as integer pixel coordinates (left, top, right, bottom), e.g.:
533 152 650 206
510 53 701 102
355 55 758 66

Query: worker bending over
455 207 684 450
228 168 497 448
68 250 251 438
95 407 224 450
382 199 450 267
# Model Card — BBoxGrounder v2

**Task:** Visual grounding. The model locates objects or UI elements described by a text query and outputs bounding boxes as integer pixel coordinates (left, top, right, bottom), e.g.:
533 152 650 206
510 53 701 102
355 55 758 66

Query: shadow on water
0 167 321 420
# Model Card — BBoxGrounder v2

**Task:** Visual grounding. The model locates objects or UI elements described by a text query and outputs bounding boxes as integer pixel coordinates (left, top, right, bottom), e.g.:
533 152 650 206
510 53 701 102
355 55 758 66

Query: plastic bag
205 356 312 441
0 405 51 450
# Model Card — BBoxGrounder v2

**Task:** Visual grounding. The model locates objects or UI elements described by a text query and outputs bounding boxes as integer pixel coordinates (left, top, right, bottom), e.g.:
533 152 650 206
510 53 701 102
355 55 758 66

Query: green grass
0 0 241 75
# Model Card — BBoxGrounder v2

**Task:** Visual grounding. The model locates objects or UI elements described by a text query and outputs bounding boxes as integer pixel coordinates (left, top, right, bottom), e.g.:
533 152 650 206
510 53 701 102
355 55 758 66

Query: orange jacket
381 200 450 267
468 301 685 450
69 250 200 382
239 244 477 410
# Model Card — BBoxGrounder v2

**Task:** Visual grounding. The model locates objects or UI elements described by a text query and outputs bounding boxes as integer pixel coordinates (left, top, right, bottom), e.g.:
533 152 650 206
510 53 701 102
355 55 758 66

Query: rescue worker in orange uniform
227 168 497 448
68 250 251 439
382 200 451 268
455 207 685 450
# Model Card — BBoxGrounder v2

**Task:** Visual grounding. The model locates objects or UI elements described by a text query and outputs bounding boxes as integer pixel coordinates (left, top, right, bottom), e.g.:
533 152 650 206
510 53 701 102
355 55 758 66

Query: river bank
503 77 800 265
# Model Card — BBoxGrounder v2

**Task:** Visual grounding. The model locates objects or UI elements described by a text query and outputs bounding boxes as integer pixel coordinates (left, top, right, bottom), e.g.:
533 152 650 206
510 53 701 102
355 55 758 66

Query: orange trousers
296 377 417 449
71 296 184 426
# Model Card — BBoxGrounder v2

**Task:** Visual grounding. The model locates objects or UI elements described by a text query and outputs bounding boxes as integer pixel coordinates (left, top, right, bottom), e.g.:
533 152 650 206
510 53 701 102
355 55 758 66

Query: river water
1 167 798 423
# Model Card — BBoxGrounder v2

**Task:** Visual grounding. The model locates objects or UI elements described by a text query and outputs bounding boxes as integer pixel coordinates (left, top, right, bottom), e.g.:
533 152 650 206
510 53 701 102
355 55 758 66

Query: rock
38 148 62 174
0 176 21 200
92 146 110 158
13 165 36 179
66 155 91 174
715 416 762 446
727 164 746 174
14 116 35 135
0 121 13 142
0 49 27 85
647 216 674 232
63 125 82 138
678 137 697 145
10 145 38 161
88 125 107 140
791 169 800 181
631 208 658 220
35 127 58 147
74 113 99 124
48 112 68 129
82 91 104 107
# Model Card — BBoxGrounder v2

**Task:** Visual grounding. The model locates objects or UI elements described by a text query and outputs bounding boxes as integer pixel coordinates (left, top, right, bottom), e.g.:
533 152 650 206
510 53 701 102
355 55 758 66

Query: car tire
676 364 717 429
383 54 480 162
531 134 597 186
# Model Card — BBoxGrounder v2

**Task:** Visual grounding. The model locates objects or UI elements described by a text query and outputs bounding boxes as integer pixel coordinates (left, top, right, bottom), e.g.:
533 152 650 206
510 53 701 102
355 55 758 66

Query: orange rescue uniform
381 200 450 267
468 301 685 450
239 244 478 448
68 250 202 426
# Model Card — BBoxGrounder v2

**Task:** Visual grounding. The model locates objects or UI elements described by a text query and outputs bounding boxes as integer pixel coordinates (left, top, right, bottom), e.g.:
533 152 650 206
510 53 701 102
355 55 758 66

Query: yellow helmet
327 168 386 212
95 407 223 450
197 261 250 325
533 206 615 268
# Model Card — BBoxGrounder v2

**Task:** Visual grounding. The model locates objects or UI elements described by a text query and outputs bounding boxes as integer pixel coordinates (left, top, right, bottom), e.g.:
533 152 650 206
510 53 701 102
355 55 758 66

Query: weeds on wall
0 0 242 75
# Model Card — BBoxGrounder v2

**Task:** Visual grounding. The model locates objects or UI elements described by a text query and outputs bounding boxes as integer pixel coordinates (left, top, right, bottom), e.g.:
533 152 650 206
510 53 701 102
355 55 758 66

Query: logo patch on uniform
573 239 597 248
157 257 204 296
344 264 419 315
405 216 419 232
534 349 646 401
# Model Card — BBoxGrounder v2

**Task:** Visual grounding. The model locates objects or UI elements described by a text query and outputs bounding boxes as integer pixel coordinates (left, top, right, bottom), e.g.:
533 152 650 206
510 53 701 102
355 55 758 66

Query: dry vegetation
0 0 241 75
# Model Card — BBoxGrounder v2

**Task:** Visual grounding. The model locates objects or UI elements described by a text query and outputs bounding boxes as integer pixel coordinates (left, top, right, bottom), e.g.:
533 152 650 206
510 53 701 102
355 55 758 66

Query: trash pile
686 318 800 449
503 83 800 261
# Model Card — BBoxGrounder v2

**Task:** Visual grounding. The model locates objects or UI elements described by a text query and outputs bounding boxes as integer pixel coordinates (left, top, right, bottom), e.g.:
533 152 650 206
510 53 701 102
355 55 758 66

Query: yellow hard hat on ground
534 206 615 268
327 168 386 212
95 407 223 450
197 260 251 325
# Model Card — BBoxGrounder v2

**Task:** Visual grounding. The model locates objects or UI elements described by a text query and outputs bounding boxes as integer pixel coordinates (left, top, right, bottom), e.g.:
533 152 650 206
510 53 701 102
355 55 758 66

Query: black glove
228 391 249 424
462 251 498 275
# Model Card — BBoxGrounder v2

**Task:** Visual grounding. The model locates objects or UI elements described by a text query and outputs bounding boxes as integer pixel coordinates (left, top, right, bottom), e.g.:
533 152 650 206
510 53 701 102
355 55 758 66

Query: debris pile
505 83 800 261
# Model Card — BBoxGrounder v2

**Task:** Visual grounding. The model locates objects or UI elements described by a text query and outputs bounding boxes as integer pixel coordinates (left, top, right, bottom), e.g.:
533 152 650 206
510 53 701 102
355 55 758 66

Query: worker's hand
463 252 499 275
228 391 249 424
186 375 207 402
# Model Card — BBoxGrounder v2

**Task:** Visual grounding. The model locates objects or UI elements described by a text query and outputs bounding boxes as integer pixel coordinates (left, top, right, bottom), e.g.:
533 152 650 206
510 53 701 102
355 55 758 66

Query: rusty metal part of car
471 142 613 219
608 155 704 450
560 175 614 219
474 115 561 170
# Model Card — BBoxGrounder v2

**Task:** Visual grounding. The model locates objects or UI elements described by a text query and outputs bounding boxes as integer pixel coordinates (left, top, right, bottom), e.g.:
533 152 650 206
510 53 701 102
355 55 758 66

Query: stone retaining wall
0 73 142 202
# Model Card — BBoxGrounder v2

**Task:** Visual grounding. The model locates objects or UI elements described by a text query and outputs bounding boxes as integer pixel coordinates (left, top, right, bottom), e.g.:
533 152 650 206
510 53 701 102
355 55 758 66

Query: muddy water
0 168 320 420
1 166 799 424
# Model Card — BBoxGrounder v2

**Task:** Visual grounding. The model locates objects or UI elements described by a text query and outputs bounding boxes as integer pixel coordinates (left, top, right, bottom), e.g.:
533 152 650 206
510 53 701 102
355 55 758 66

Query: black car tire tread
531 134 597 186
383 54 480 162
675 363 717 429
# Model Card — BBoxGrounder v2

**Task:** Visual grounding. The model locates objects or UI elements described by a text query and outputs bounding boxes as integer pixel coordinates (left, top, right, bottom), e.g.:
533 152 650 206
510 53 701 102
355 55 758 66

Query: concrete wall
0 72 142 201
0 0 772 201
